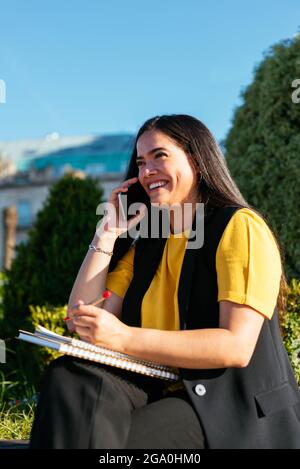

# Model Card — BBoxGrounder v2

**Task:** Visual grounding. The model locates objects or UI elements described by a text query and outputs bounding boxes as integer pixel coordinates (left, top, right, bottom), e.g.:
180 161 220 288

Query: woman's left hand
69 302 130 352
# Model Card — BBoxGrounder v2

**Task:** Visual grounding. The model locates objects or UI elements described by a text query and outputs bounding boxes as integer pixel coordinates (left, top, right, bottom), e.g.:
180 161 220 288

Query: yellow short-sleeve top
105 208 282 329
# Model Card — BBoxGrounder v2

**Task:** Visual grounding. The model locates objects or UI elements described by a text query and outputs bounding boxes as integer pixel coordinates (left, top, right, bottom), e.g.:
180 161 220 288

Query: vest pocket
254 382 300 417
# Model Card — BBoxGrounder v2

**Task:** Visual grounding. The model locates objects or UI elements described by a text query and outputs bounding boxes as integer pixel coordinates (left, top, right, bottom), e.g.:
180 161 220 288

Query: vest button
194 384 206 396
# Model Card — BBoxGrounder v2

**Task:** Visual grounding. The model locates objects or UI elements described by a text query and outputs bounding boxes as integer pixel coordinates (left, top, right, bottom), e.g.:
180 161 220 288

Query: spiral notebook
17 326 179 382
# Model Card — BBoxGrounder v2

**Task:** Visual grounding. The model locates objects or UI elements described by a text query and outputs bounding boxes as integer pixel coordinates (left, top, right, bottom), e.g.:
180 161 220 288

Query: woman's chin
150 195 170 206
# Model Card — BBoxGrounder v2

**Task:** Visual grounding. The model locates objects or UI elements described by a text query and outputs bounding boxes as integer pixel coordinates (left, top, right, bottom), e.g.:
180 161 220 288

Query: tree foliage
224 36 300 278
2 174 104 338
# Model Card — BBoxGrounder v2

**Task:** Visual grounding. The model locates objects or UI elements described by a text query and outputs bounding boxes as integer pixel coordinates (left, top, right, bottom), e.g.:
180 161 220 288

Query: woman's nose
144 165 157 176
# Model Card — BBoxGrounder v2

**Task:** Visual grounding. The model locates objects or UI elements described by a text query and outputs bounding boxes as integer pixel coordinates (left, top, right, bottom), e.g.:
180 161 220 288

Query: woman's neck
169 202 198 234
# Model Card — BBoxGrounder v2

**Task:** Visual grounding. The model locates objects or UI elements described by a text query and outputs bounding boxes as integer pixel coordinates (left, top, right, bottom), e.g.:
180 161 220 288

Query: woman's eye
136 153 167 168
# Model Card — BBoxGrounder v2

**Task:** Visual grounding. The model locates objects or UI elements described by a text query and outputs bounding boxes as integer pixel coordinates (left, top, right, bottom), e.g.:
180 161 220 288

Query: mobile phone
118 181 148 221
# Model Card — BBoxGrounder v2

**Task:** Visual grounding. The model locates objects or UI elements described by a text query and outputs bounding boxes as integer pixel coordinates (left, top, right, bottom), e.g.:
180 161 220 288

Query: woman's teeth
149 181 168 190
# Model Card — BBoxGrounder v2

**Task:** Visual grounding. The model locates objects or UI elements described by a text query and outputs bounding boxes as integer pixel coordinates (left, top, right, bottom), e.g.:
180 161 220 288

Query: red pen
64 290 111 321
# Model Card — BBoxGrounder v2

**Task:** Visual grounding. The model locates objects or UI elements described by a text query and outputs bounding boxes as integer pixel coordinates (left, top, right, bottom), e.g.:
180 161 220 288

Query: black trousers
30 356 205 449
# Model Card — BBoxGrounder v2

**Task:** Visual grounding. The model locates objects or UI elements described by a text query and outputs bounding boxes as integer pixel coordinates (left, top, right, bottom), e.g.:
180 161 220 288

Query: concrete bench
0 440 29 449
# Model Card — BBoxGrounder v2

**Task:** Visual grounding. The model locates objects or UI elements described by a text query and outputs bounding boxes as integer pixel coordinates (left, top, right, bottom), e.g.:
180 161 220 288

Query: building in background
0 132 134 269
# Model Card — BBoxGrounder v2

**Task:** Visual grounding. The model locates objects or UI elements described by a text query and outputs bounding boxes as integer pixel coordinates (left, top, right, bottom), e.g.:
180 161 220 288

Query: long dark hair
120 114 288 313
125 114 248 209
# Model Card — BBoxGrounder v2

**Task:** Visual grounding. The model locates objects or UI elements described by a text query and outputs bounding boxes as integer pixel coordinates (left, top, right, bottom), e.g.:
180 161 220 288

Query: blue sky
0 0 299 142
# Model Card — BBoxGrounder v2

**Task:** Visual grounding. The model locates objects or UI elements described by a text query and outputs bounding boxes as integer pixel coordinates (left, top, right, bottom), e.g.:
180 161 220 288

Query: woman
30 114 300 449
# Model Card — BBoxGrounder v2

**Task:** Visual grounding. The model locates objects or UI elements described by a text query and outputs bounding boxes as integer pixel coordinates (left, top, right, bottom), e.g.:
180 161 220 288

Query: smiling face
136 130 199 207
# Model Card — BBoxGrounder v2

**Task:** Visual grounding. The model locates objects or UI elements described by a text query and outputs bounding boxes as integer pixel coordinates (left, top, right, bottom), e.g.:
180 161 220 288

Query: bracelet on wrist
88 244 114 256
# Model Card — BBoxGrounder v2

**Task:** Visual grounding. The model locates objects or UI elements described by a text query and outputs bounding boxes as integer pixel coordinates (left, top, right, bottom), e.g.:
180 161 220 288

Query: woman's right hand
96 177 146 239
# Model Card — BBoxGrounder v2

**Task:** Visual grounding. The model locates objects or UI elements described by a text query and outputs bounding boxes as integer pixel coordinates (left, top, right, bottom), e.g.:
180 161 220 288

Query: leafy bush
0 401 35 440
281 278 300 385
28 303 69 371
0 304 69 401
224 36 300 279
